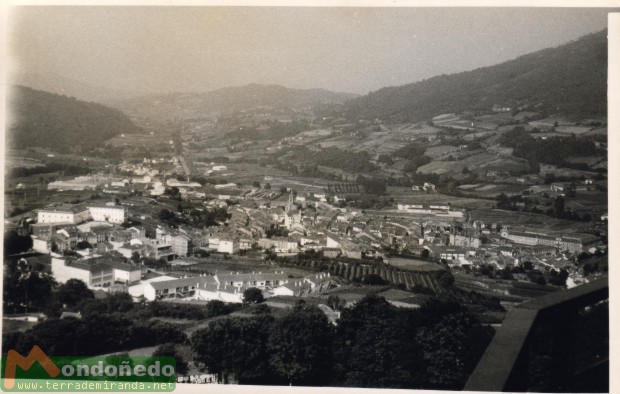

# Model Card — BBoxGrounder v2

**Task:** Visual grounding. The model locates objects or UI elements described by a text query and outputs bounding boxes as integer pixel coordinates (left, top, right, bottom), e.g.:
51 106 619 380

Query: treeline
190 296 494 389
2 282 240 358
8 162 91 179
9 86 142 153
499 128 597 170
494 193 594 222
286 147 378 173
393 143 433 173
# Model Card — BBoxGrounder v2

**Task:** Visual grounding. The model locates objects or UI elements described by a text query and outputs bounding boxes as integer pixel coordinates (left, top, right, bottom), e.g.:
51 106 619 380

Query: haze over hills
8 85 143 153
10 72 152 105
110 84 359 121
335 30 607 123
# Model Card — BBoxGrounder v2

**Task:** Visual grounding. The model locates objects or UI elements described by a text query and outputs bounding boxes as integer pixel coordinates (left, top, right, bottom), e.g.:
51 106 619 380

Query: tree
553 196 565 217
264 183 271 190
416 311 494 390
332 294 426 388
55 279 94 307
205 300 228 317
268 304 333 385
4 231 33 256
153 343 189 375
192 316 273 384
243 288 264 304
437 271 455 288
326 295 345 311
253 181 261 188
3 258 56 313
131 251 141 264
549 268 569 287
420 249 430 259
76 240 92 249
361 274 387 285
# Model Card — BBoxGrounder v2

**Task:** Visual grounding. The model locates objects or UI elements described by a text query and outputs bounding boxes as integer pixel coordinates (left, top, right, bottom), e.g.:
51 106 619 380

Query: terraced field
281 258 449 295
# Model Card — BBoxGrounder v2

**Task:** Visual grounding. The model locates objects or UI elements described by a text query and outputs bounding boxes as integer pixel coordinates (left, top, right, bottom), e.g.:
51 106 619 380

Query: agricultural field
417 152 529 176
468 208 595 232
555 125 593 135
456 183 526 198
386 257 443 272
106 132 174 149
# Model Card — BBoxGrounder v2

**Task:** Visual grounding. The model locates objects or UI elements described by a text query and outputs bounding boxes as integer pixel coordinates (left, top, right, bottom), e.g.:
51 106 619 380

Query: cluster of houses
126 271 333 303
30 203 193 262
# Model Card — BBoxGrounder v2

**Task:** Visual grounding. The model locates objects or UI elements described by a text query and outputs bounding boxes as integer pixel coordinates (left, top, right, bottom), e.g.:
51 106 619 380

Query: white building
217 239 239 255
38 206 91 224
86 205 126 223
52 257 114 288
143 275 217 301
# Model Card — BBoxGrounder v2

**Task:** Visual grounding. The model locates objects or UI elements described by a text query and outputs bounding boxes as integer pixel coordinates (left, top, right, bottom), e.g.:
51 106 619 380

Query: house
52 257 115 288
258 237 298 253
87 205 126 224
323 248 341 258
193 283 245 304
144 275 217 301
31 223 77 239
37 205 90 225
217 239 239 255
239 239 254 251
214 271 288 289
172 234 192 257
272 280 308 297
550 183 566 192
423 182 436 191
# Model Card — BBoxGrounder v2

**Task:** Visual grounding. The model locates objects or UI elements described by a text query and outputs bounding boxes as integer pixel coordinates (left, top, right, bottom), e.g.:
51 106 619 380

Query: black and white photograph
1 3 617 393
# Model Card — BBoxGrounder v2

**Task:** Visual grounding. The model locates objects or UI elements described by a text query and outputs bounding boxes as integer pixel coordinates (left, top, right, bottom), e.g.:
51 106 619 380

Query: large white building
86 205 126 223
37 204 125 225
500 229 600 253
52 257 114 288
38 205 91 224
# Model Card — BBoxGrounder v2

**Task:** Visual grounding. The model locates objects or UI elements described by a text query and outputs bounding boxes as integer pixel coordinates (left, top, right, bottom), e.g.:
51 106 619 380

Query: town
3 6 611 392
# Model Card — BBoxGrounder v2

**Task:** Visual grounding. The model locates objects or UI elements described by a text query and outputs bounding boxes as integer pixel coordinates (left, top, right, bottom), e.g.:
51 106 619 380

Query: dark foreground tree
153 343 189 375
191 315 273 384
55 279 94 307
243 287 265 304
268 303 333 385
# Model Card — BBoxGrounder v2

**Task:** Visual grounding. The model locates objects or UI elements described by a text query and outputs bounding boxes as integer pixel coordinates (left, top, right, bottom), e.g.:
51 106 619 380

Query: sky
7 6 616 95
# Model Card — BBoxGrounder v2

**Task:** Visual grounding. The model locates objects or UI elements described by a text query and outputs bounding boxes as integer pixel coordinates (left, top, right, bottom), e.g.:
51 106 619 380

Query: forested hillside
8 86 142 153
337 30 607 122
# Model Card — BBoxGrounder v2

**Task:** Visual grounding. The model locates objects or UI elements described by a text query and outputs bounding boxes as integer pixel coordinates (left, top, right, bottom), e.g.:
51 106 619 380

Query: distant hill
112 84 359 121
10 72 150 105
337 30 607 123
8 86 143 153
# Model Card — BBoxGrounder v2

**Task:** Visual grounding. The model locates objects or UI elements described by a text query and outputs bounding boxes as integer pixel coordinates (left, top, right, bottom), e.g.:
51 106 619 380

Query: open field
457 183 526 197
386 257 444 272
2 319 39 334
417 152 529 175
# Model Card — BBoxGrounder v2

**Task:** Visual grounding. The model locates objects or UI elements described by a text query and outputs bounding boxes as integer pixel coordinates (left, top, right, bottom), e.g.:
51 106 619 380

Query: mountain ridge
335 29 607 122
110 83 359 121
8 85 143 153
